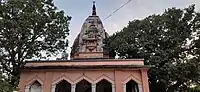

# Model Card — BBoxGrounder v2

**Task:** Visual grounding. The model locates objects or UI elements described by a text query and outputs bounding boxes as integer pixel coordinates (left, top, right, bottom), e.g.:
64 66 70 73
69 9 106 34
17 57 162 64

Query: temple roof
21 59 152 70
20 65 151 70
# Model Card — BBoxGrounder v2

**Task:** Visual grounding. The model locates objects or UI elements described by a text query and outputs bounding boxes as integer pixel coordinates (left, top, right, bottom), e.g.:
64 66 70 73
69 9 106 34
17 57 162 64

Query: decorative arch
74 75 94 84
123 74 143 92
51 75 73 92
123 74 142 85
52 75 73 85
76 79 92 92
26 75 44 86
95 74 115 92
95 74 114 84
25 75 44 92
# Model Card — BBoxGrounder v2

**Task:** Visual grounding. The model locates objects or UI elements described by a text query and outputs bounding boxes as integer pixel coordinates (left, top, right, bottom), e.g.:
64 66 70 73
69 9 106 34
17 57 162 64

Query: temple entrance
126 80 139 92
55 80 71 92
29 81 42 92
96 79 112 92
75 79 91 92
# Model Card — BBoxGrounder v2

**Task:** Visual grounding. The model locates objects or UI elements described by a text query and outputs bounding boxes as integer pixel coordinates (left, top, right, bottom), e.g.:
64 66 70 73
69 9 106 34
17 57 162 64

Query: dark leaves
0 0 70 89
105 5 200 92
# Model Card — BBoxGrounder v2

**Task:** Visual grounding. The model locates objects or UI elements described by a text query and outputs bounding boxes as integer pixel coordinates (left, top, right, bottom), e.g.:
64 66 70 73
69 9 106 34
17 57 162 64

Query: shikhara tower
71 1 109 58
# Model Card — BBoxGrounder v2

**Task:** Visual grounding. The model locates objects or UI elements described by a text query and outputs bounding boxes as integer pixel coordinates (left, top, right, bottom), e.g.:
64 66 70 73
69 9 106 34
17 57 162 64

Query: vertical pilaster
114 70 123 92
71 84 76 92
41 86 44 92
51 85 56 92
25 85 30 92
19 73 27 92
141 69 149 92
92 84 96 92
44 72 53 92
123 84 126 92
112 84 115 92
138 84 143 92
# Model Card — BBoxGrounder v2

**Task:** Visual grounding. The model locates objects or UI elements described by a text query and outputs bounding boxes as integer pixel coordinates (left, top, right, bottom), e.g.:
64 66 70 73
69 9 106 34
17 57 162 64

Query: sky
52 0 200 57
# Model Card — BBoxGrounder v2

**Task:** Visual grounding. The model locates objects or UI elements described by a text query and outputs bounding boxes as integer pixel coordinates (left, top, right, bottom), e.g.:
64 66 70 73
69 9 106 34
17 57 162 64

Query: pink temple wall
19 68 149 92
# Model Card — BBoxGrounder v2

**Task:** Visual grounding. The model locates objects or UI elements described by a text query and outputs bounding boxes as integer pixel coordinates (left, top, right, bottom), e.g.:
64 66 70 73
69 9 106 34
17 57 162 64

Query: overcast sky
53 0 200 48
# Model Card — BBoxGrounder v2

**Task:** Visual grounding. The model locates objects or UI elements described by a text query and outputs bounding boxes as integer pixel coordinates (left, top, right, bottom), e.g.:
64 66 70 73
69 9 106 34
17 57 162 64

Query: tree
0 68 15 92
0 0 71 89
104 5 200 92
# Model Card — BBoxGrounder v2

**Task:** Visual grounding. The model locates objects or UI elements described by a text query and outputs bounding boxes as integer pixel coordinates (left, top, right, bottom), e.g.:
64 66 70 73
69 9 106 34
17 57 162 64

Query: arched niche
51 76 73 92
123 75 143 92
96 79 112 92
29 81 42 92
126 80 139 92
55 80 71 92
75 79 92 92
94 75 115 92
25 76 44 92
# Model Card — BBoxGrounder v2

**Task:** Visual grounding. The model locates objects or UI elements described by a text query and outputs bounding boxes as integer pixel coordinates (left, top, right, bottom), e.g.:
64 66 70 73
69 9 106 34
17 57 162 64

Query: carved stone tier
73 52 104 58
85 38 97 52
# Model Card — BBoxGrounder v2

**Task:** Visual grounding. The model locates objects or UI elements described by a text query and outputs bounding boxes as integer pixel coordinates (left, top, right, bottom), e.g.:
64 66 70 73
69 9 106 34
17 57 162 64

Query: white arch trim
74 75 94 84
26 75 44 86
123 74 142 85
51 75 74 92
95 74 115 92
25 76 44 92
52 75 73 85
94 74 114 84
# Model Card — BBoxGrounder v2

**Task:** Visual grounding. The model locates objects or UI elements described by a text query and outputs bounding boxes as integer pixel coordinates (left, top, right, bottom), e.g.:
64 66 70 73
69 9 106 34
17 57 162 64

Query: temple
19 2 150 92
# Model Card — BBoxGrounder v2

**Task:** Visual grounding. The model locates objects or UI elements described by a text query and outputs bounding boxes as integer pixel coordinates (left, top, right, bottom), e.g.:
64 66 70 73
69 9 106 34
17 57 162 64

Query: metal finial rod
92 1 96 15
93 1 95 4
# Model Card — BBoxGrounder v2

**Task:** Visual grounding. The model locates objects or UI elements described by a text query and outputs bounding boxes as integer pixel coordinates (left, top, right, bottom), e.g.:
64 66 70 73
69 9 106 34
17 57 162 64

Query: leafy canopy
105 5 200 92
0 0 71 89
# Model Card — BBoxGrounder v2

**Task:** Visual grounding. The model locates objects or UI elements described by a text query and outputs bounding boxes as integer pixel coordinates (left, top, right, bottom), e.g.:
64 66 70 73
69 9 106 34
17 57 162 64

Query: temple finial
92 1 96 15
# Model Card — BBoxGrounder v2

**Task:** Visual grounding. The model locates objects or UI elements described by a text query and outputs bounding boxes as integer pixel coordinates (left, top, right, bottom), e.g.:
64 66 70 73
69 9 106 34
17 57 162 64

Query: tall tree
0 0 71 89
105 5 200 92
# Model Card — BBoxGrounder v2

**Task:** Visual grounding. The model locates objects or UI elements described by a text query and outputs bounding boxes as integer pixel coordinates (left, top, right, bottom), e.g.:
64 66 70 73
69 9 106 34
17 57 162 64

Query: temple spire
92 1 96 15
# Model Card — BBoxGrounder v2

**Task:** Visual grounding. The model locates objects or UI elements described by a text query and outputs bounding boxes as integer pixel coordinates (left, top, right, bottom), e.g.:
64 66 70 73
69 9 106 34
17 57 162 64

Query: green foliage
0 0 71 90
189 85 200 92
184 84 200 92
105 5 200 92
0 67 15 92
